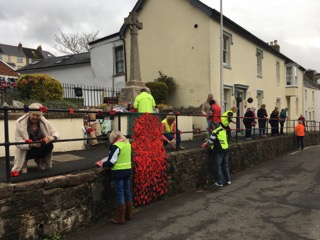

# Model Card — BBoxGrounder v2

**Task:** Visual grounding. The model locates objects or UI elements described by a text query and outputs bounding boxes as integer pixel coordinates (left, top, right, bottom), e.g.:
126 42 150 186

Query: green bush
145 82 168 104
155 71 177 95
16 74 63 102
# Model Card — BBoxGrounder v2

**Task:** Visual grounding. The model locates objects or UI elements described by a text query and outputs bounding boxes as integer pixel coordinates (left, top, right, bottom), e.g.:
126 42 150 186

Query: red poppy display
132 113 168 206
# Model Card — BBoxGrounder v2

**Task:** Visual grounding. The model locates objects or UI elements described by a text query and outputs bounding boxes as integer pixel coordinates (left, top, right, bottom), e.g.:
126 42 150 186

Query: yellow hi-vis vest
210 126 229 150
221 110 233 127
112 140 132 171
162 118 174 133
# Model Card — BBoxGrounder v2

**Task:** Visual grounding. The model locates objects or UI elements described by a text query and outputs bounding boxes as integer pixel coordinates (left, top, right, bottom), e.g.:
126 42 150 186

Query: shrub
155 71 177 95
16 74 63 102
145 82 168 104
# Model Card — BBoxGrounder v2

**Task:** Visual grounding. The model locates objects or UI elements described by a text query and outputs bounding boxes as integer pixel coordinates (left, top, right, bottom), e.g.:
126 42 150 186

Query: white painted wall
90 36 126 89
27 64 94 86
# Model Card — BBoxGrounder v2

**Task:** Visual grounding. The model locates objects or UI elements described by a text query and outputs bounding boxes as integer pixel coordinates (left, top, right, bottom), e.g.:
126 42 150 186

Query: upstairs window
17 57 23 63
276 61 280 85
114 46 124 75
223 31 232 68
286 65 298 86
0 54 2 60
256 49 263 77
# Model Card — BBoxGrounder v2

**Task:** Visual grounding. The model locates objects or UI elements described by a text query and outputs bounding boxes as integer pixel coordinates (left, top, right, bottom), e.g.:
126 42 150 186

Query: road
63 145 320 240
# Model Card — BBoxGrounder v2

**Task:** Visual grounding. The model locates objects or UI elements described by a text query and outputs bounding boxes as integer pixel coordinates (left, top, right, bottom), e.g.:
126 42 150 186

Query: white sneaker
215 182 223 187
227 181 232 185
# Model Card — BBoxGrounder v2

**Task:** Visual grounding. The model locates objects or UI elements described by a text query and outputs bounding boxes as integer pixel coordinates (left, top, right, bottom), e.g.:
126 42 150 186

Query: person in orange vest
295 120 305 150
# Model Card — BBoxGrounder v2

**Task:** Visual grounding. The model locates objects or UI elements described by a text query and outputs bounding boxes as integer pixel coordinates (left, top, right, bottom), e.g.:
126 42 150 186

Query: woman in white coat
11 103 60 174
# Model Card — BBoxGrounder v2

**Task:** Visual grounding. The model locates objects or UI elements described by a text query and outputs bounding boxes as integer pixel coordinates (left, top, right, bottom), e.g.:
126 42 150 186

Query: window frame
223 31 233 68
256 49 263 78
276 61 280 85
286 64 298 86
114 45 125 76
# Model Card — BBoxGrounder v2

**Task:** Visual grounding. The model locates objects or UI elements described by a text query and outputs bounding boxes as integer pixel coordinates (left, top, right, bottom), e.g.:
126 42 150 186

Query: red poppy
39 106 48 113
87 128 94 133
109 110 116 115
97 110 102 115
25 139 33 143
69 108 74 115
10 171 19 177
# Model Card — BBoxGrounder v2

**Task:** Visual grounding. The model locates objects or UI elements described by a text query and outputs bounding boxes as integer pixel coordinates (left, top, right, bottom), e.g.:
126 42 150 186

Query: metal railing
62 83 120 107
1 107 319 182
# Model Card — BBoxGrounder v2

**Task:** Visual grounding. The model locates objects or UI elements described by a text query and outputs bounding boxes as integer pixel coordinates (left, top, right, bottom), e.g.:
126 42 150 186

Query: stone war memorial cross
119 11 148 104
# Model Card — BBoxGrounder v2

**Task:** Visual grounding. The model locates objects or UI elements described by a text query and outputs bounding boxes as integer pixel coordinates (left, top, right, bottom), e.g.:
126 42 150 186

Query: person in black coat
269 107 280 136
243 108 255 139
257 104 268 137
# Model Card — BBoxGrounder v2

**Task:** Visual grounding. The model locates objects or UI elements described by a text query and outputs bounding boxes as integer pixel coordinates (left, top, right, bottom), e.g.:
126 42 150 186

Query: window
312 91 314 104
286 65 298 86
7 56 11 62
276 61 280 85
256 49 263 77
0 54 2 60
114 46 124 75
276 97 281 109
223 31 232 67
257 90 263 108
17 57 23 63
305 90 307 102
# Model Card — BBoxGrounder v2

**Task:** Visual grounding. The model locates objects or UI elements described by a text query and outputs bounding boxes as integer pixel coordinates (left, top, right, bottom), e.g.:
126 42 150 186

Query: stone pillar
119 11 147 104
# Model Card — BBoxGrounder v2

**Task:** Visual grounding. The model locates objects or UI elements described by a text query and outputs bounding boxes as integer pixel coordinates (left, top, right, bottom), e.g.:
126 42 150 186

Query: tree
53 29 99 54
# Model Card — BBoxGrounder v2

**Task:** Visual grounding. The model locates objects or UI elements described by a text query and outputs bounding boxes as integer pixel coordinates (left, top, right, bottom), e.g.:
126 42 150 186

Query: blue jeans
114 177 132 205
214 152 231 185
164 131 182 146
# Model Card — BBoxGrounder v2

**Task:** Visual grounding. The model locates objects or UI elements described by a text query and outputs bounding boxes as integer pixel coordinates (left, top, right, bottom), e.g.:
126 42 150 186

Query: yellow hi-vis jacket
112 140 132 171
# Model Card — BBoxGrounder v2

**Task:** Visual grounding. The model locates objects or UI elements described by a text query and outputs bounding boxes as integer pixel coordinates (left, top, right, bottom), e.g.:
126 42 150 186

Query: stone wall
0 133 319 239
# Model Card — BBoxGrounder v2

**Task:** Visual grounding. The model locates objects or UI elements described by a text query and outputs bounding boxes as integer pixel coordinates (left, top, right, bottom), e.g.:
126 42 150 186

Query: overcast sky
1 0 319 72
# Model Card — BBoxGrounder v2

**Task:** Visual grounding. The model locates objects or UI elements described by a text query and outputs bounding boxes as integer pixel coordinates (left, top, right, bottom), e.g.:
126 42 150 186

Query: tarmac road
63 145 320 240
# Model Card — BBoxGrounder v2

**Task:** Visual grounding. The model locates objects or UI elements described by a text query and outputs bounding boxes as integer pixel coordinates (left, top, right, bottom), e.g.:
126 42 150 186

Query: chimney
270 40 280 52
270 41 273 45
305 70 315 81
18 43 22 49
37 45 42 52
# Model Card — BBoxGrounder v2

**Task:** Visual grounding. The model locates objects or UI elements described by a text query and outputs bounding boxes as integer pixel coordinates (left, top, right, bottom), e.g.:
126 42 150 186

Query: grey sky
1 0 319 72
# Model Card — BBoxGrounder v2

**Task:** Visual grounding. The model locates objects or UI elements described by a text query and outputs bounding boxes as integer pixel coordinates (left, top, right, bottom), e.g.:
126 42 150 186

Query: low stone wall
0 133 319 239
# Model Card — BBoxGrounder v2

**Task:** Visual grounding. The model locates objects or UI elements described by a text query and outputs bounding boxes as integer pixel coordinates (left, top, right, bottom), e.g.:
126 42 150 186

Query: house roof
0 44 25 57
0 60 19 77
116 0 305 71
304 76 320 90
0 43 55 59
89 32 120 45
17 52 90 72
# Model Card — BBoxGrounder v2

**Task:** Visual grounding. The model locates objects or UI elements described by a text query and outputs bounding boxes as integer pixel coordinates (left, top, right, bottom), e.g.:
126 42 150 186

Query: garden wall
0 133 319 239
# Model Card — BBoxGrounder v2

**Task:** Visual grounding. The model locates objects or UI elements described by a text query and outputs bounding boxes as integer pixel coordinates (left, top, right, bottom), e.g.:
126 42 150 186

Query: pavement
62 145 320 240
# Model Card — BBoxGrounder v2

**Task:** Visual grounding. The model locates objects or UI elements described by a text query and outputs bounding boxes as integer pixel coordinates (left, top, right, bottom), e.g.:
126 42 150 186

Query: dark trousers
26 143 53 160
280 121 285 134
163 131 182 147
244 123 252 138
258 120 266 136
297 136 304 150
270 122 279 135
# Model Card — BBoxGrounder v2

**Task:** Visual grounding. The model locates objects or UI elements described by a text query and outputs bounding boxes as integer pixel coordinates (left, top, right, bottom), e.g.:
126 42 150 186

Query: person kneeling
161 115 185 150
11 103 60 174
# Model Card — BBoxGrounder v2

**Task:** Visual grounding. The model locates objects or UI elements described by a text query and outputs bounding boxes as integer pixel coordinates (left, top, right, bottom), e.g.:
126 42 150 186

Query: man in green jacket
134 88 156 113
